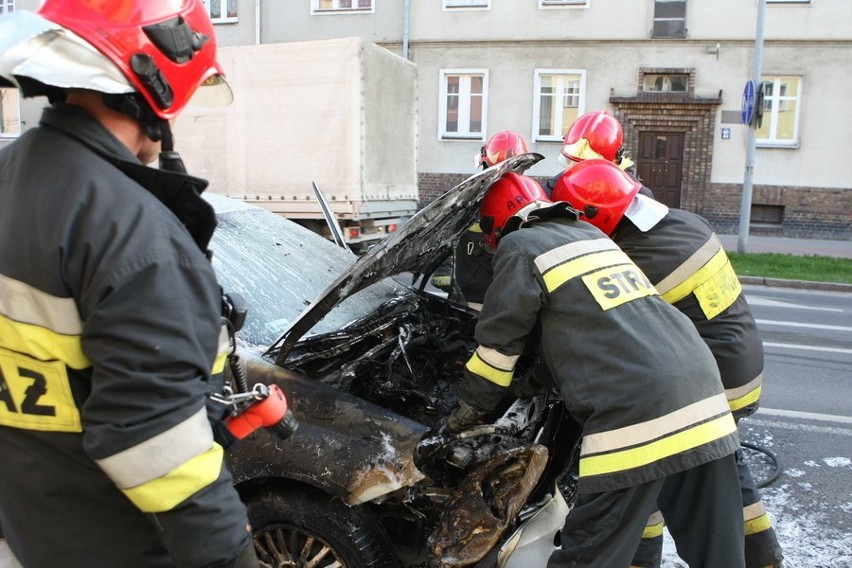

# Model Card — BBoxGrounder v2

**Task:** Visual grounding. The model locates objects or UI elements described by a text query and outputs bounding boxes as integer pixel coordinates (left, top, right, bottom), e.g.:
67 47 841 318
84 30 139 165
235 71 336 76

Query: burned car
206 155 581 568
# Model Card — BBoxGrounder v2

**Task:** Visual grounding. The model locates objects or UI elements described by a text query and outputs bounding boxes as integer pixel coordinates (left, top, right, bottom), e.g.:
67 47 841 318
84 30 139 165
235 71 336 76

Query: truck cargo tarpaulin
174 38 419 251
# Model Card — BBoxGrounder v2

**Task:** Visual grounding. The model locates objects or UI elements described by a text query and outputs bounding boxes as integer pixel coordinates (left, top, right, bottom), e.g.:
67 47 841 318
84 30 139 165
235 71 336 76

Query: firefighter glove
447 398 492 433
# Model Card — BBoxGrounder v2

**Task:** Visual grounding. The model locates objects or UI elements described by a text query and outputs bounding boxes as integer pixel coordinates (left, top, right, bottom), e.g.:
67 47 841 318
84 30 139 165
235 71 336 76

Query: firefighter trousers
630 450 784 567
547 454 744 568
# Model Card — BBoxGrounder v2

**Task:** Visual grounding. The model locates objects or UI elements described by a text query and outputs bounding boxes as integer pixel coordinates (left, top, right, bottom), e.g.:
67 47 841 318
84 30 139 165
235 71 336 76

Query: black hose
741 441 782 488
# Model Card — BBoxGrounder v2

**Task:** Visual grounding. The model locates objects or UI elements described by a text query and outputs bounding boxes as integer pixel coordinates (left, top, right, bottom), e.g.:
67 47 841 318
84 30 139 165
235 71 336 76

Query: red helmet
551 159 641 236
480 131 529 168
37 0 231 120
560 110 623 164
480 173 551 249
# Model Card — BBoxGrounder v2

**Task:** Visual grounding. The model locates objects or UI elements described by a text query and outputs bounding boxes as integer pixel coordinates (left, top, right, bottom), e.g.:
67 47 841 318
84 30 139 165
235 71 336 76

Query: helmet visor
189 73 234 108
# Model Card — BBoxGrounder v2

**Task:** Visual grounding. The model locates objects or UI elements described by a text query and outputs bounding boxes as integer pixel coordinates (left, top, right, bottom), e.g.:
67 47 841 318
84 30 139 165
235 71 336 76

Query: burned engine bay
264 289 576 567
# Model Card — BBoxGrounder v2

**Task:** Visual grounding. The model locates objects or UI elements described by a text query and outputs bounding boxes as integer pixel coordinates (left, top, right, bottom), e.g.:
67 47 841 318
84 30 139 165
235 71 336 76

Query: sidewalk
718 235 852 259
718 234 852 292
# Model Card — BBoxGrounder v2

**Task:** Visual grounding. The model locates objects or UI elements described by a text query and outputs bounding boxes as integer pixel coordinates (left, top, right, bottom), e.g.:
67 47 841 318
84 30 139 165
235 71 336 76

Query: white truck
175 37 419 252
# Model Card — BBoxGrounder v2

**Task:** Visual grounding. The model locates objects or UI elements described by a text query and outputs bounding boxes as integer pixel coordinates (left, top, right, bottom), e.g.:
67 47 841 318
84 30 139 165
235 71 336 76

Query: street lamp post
738 0 767 254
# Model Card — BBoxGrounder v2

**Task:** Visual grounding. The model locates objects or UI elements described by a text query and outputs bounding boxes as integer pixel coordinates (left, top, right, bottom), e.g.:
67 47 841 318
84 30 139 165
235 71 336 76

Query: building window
533 70 586 142
643 73 689 92
0 0 13 15
652 0 686 38
439 70 488 140
443 0 490 9
1 87 21 138
539 0 589 8
751 204 784 225
203 0 237 23
312 0 374 14
757 76 801 146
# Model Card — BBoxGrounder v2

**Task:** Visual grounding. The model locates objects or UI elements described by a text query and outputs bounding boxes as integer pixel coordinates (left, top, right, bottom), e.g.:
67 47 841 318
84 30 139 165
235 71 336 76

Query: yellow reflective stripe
474 345 519 371
469 222 483 233
727 375 763 412
0 314 91 370
661 247 731 305
642 518 665 539
581 393 730 456
465 351 514 387
654 235 721 297
96 407 214 488
654 235 729 304
692 259 742 319
579 414 737 477
535 238 620 274
0 273 82 335
121 443 224 513
542 250 634 293
743 502 773 535
212 325 230 375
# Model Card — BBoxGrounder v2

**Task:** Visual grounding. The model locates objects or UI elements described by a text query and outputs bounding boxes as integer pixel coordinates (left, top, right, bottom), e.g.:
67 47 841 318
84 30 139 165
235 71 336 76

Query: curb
738 276 852 293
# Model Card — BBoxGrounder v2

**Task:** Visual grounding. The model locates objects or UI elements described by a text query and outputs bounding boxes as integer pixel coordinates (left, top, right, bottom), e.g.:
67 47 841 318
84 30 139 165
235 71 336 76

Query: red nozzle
224 384 298 440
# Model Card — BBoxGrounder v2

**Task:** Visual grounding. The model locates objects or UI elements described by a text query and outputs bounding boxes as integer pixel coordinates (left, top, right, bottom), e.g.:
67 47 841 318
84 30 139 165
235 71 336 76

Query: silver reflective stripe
743 500 767 521
96 407 214 489
653 234 722 296
0 272 82 334
726 373 763 402
580 393 730 456
475 345 519 372
534 238 619 274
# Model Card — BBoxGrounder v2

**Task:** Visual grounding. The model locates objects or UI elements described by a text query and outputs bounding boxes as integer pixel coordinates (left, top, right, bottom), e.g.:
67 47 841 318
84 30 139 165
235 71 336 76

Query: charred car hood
268 153 544 359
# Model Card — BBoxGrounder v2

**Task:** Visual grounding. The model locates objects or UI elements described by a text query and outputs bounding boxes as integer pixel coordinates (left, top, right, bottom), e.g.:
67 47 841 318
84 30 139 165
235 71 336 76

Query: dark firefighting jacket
454 223 494 306
612 208 764 419
0 104 250 567
463 213 739 494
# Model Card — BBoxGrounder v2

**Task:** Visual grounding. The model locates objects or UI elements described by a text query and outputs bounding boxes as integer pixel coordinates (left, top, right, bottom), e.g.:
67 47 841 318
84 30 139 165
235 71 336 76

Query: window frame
0 0 13 15
651 0 687 39
531 69 587 143
756 75 802 148
438 69 489 141
442 0 491 10
0 87 22 139
202 0 238 24
539 0 590 9
311 0 375 15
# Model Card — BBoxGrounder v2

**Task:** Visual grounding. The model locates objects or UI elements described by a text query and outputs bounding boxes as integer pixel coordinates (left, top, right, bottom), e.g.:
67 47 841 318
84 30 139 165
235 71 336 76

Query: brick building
3 0 849 239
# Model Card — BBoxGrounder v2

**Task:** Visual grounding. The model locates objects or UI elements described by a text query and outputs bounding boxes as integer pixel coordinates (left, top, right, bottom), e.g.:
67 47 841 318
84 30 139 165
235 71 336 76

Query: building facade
3 0 850 238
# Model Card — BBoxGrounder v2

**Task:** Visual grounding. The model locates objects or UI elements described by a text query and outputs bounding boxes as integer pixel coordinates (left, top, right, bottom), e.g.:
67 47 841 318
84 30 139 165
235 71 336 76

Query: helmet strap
103 93 187 173
157 121 188 174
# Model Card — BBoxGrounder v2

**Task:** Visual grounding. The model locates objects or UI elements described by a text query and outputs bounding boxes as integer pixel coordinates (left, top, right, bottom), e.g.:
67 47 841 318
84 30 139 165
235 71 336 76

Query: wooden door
636 132 684 207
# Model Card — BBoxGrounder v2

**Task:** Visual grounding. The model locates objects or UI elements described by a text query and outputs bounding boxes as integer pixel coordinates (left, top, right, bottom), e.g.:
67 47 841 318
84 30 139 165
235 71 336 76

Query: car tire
247 486 399 568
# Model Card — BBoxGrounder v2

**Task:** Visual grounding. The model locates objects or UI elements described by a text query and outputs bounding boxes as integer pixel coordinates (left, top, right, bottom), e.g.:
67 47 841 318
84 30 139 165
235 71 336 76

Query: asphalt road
663 285 852 567
3 285 848 567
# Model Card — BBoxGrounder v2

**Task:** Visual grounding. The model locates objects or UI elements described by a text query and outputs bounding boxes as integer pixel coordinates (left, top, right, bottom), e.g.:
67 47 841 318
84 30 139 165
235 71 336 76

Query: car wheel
247 487 399 568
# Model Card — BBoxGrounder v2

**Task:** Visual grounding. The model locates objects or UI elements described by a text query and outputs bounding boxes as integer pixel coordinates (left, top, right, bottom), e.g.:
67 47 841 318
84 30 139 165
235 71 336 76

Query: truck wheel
247 487 399 568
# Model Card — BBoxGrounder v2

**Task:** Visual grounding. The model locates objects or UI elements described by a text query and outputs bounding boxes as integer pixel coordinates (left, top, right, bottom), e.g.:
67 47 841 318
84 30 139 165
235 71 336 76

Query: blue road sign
741 80 756 126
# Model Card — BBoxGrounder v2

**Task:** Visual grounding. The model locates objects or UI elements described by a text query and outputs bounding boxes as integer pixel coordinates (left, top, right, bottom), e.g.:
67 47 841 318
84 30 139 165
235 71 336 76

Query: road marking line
763 342 852 355
757 319 852 332
746 418 852 436
746 296 844 312
755 407 852 425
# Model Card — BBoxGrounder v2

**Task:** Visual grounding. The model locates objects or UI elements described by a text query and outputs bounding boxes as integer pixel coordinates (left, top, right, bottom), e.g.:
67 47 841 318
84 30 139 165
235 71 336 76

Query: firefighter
0 2 258 567
552 158 785 568
433 130 530 308
558 109 634 171
447 172 745 567
544 109 658 202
